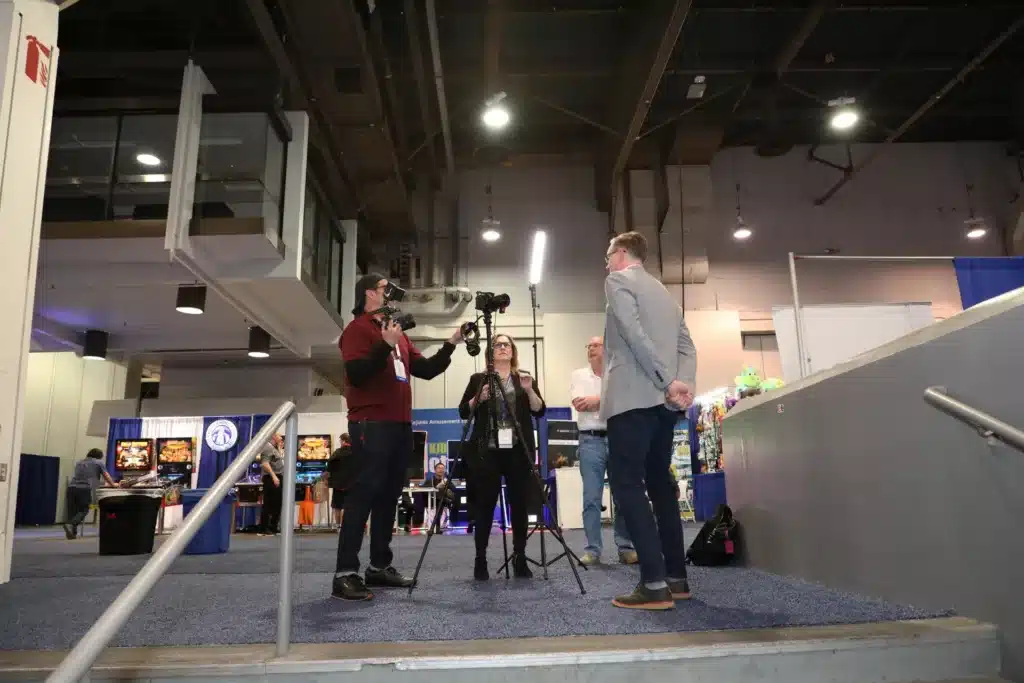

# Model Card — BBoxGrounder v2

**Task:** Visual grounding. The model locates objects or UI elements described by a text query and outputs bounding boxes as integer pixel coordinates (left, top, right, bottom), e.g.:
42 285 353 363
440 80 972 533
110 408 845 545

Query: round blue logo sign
205 419 239 452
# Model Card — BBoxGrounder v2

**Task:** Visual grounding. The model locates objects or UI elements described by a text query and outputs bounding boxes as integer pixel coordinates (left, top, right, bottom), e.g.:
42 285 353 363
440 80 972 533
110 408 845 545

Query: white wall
158 365 319 400
21 352 127 522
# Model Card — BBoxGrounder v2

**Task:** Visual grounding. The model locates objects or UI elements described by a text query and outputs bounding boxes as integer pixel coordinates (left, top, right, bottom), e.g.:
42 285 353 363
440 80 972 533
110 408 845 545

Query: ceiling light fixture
136 152 162 167
82 329 108 361
175 285 207 315
830 108 859 131
481 91 510 130
965 217 988 240
733 226 753 240
247 326 271 359
482 229 501 242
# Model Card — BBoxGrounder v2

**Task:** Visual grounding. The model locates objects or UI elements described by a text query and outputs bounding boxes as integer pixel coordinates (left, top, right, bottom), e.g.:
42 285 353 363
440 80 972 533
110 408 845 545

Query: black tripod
409 308 586 595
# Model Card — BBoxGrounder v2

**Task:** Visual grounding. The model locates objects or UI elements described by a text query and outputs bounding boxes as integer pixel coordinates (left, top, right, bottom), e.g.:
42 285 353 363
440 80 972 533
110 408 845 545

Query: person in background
62 448 116 539
258 434 285 536
333 273 463 601
328 433 355 528
570 336 636 567
602 231 697 610
459 334 546 581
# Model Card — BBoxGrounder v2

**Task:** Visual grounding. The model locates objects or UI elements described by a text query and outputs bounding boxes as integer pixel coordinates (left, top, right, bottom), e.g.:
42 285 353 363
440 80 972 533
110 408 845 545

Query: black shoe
365 565 415 588
332 573 373 601
668 578 692 600
512 553 533 579
62 524 76 540
474 557 489 581
612 583 674 610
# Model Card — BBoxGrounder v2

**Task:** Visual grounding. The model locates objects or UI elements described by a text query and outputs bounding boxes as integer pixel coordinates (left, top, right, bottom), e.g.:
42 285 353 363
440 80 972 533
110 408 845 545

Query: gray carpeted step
0 617 1001 683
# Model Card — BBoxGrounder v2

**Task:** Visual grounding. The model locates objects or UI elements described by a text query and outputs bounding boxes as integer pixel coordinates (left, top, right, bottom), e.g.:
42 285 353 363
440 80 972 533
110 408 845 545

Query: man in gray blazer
601 231 697 610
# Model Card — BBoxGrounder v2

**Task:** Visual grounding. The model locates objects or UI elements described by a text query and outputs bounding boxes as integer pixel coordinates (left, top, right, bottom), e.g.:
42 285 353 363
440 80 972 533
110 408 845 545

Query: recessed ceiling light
830 108 859 131
136 153 161 166
733 227 753 240
481 105 510 130
966 227 987 240
247 350 270 359
481 229 501 242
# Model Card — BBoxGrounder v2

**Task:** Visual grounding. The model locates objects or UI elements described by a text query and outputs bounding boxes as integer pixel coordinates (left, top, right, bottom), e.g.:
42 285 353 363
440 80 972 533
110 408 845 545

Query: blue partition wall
954 256 1024 308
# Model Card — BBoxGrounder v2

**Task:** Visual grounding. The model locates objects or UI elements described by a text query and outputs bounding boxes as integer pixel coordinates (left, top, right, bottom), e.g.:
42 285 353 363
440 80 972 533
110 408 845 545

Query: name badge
498 428 513 449
394 357 408 382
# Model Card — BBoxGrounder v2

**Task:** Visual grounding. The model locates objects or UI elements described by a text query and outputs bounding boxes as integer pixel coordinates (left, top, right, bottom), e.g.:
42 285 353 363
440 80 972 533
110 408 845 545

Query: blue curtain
953 257 1024 309
198 415 254 488
15 454 59 526
250 414 271 442
106 418 143 481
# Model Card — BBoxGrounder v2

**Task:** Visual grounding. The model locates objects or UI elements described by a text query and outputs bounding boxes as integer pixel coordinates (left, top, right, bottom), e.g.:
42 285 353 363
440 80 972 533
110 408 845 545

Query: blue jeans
607 406 688 584
578 433 632 557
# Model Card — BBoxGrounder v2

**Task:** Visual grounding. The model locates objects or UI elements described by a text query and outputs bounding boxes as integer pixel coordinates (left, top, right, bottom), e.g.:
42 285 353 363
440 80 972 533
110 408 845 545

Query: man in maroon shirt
333 273 463 601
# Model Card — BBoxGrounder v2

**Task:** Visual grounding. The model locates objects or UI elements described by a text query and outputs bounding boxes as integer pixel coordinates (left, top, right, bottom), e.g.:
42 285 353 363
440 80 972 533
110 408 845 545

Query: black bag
686 504 740 566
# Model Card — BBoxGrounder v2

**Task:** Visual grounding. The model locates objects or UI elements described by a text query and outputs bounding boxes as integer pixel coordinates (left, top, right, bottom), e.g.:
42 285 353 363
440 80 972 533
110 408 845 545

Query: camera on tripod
376 282 416 331
475 291 510 314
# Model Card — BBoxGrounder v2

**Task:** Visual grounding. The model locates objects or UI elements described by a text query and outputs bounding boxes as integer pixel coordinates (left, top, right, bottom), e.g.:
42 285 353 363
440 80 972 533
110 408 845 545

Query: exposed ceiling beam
815 14 1024 206
57 49 267 77
403 0 439 183
595 0 693 218
241 0 359 221
484 0 503 97
425 0 456 176
367 4 412 180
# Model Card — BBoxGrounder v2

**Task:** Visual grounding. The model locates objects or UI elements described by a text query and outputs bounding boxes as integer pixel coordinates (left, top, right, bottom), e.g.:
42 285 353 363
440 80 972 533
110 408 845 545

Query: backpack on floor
686 504 740 567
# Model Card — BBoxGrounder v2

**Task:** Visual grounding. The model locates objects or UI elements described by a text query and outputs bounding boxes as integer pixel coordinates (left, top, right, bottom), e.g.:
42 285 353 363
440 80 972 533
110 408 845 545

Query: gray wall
723 290 1024 681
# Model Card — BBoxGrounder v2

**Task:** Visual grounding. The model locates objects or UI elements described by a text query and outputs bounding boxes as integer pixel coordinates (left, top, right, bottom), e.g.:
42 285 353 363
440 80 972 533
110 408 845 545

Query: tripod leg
408 491 449 595
500 483 510 579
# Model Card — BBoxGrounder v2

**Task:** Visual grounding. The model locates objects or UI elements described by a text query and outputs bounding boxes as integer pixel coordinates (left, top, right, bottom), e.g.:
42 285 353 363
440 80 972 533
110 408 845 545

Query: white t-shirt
569 366 605 431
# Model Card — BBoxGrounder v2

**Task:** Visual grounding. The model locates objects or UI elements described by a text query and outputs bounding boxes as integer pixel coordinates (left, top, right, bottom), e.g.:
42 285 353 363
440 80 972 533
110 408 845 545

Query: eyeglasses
585 342 603 349
604 248 622 264
493 341 512 349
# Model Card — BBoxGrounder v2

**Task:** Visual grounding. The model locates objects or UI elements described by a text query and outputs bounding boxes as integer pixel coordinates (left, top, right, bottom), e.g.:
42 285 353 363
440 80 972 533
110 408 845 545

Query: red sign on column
24 35 52 87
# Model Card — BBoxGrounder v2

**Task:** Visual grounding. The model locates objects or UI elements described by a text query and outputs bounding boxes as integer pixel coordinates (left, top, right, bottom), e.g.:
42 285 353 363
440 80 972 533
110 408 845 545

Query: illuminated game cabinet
114 439 154 475
408 431 427 483
296 435 332 484
155 438 195 487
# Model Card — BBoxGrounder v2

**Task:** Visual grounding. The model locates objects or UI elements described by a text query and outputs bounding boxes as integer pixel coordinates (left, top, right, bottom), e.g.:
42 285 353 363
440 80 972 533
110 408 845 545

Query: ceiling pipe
815 14 1024 206
424 0 455 176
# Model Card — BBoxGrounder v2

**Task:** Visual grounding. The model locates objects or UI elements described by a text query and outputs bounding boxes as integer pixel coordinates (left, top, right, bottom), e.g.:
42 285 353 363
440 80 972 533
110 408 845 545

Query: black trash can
97 490 162 556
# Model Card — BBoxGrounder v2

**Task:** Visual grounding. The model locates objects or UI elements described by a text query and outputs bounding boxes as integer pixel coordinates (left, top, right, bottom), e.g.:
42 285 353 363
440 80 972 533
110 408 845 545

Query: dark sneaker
474 557 489 581
332 574 373 601
668 578 692 600
62 524 76 540
365 566 415 588
612 583 674 610
512 553 533 579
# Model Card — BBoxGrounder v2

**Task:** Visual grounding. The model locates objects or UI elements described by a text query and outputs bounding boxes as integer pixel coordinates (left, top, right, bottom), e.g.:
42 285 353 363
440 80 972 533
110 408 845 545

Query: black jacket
458 372 546 455
327 446 357 490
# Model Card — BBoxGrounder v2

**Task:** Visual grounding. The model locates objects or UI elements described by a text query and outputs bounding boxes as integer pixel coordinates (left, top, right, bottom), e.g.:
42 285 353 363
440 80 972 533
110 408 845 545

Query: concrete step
0 617 1000 683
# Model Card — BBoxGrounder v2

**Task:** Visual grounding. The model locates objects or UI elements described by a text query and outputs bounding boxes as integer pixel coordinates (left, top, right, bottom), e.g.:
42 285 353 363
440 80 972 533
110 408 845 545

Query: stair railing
924 386 1024 454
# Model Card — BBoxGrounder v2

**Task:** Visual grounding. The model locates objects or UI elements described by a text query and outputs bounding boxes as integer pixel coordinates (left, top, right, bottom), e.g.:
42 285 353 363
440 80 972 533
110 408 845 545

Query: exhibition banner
411 408 467 472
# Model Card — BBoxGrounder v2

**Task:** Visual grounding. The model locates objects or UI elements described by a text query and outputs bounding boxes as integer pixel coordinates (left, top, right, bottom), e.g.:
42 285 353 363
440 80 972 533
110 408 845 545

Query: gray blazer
600 265 697 420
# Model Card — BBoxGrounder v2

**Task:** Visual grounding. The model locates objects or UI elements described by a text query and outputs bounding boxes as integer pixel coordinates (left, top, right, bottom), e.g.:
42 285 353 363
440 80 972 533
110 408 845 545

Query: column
0 0 59 584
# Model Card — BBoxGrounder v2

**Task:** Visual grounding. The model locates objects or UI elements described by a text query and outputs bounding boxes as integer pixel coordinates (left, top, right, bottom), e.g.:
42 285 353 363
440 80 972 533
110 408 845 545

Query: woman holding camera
459 333 546 580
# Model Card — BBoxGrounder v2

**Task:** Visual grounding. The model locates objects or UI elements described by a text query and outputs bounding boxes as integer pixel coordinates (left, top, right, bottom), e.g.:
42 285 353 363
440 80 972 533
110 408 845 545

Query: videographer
332 273 463 602
458 333 545 581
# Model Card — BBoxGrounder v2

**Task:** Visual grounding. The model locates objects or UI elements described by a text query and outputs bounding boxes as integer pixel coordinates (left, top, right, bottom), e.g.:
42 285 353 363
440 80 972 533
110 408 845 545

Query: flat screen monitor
155 438 195 465
114 439 154 472
297 435 332 462
407 431 427 482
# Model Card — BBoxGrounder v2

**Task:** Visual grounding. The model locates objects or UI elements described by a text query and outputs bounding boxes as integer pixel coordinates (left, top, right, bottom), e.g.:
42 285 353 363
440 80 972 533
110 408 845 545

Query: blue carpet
0 529 951 650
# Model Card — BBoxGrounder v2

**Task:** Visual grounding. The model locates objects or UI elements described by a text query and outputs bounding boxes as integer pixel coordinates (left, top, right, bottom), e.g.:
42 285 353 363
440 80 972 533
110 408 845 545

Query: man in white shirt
570 336 637 566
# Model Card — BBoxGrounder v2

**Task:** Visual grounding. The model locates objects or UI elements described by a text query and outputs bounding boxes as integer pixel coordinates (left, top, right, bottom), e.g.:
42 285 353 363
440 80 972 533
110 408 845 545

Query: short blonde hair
610 231 648 263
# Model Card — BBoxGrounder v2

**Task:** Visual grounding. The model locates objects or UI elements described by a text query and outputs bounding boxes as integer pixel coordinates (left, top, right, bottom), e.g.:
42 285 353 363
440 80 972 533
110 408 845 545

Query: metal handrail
924 386 1024 454
47 402 299 683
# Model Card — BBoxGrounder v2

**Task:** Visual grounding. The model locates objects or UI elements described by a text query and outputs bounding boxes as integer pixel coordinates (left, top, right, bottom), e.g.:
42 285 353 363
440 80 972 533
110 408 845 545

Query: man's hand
381 321 403 347
666 380 694 410
571 396 600 412
448 327 464 345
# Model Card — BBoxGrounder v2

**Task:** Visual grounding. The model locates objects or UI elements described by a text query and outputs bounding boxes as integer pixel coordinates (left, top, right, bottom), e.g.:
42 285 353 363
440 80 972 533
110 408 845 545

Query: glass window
44 116 119 221
302 185 317 280
330 232 342 313
316 209 332 291
115 115 178 220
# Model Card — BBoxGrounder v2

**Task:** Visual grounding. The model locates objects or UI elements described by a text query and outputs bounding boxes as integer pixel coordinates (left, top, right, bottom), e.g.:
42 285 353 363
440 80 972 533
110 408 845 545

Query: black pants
65 487 92 527
473 445 532 558
336 420 412 573
261 474 282 533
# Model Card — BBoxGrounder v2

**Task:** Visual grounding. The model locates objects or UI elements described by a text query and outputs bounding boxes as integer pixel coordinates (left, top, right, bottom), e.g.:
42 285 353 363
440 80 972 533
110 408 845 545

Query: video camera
375 282 416 332
459 292 511 357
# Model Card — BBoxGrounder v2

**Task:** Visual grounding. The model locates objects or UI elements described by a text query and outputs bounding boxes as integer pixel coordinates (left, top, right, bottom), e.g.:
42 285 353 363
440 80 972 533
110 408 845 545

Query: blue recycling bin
693 471 727 522
182 488 235 555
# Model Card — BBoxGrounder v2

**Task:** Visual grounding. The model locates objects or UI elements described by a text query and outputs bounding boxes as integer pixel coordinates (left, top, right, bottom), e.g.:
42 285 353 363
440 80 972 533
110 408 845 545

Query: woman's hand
519 371 534 392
